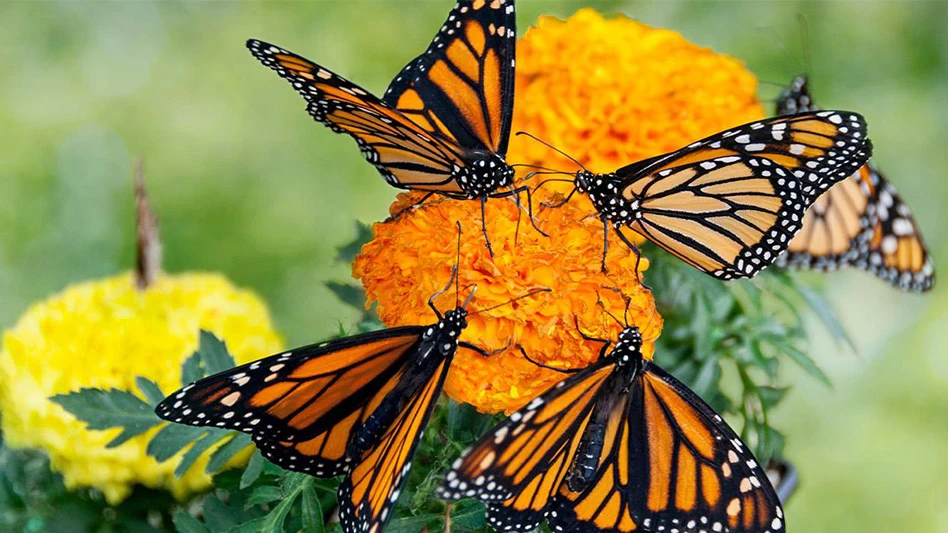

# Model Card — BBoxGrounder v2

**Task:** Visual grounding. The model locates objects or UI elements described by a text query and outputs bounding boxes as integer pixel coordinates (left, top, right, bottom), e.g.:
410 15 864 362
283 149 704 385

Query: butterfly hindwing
612 112 872 279
437 363 615 532
383 0 516 154
246 39 468 194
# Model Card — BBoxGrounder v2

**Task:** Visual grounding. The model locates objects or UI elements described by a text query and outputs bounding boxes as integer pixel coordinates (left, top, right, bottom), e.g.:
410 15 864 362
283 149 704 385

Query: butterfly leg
517 345 581 374
614 227 651 291
480 196 495 257
507 185 550 238
539 187 577 209
385 192 436 222
600 218 610 273
460 340 510 358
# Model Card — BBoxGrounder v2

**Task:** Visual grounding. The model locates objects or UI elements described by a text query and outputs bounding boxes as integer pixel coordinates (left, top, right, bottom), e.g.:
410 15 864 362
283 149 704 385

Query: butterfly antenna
798 13 812 78
515 131 587 171
469 287 551 315
511 163 572 174
429 264 458 319
455 221 462 308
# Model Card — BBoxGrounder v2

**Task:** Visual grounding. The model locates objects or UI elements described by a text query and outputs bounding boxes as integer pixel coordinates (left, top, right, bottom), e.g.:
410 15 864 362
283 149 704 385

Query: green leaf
245 485 283 508
796 283 857 353
173 510 210 533
386 514 439 533
51 388 162 448
135 377 165 406
773 342 832 387
207 433 253 474
174 429 230 477
757 386 789 410
199 330 236 376
181 351 204 384
325 281 366 311
203 494 240 533
300 484 324 533
240 450 266 489
337 221 374 263
147 423 207 462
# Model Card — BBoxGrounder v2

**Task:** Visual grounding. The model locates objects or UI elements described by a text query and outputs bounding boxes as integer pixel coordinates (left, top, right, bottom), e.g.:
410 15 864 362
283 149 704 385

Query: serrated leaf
228 517 270 533
337 221 374 263
238 475 307 533
245 485 283 508
300 484 324 533
207 433 253 474
774 342 831 387
135 377 165 406
240 451 266 489
199 330 236 376
325 282 366 311
51 388 161 448
175 429 230 477
147 423 206 462
173 510 210 533
181 352 204 384
386 514 440 533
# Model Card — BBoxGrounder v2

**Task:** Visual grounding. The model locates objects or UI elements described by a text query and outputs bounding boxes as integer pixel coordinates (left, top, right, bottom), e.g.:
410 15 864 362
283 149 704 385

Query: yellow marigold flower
0 272 283 504
355 10 767 413
507 8 765 173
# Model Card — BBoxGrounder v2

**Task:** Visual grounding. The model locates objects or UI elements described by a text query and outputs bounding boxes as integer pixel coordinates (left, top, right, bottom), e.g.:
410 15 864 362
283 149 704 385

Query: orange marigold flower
507 8 765 173
354 193 660 414
354 10 765 414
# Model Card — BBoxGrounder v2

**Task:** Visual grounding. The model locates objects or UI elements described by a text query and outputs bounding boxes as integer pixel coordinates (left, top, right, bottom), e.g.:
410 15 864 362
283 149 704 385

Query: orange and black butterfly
438 325 784 533
247 0 525 255
157 270 492 533
529 110 873 280
773 76 934 291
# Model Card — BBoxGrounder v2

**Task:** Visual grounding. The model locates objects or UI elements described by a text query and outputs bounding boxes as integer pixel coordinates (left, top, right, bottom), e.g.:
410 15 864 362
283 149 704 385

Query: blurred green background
1 1 946 531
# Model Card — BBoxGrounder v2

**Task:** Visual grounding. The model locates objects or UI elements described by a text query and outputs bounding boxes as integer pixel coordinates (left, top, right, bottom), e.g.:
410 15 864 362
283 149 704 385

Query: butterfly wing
156 327 424 476
615 112 872 279
862 167 935 291
437 363 615 532
383 0 516 155
246 40 468 194
550 362 785 533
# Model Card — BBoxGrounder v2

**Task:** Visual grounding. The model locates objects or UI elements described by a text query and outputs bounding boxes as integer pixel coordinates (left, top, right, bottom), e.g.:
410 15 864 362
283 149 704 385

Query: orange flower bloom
507 8 765 174
353 10 765 414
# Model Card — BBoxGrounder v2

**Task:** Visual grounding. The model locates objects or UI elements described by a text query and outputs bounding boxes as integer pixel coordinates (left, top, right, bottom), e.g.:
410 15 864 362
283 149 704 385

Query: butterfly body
439 326 784 533
773 76 934 291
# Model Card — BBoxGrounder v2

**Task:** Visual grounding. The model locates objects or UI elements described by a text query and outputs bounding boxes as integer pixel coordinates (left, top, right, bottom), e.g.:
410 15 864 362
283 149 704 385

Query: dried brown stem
134 159 162 290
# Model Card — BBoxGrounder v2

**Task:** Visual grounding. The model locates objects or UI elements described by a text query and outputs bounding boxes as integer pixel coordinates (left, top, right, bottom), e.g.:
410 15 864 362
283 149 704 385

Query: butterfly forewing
383 0 516 154
246 39 468 193
156 328 423 443
614 112 872 279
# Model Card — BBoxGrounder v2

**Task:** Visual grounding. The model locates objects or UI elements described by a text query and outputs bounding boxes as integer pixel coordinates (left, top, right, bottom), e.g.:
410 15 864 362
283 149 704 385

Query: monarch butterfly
437 323 784 533
156 256 545 533
773 76 934 291
527 110 873 280
247 0 529 255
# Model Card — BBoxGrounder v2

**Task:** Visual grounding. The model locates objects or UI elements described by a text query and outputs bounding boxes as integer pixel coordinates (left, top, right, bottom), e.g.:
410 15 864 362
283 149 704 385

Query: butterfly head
776 75 813 115
611 326 644 367
575 170 629 221
429 308 468 355
458 151 515 197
